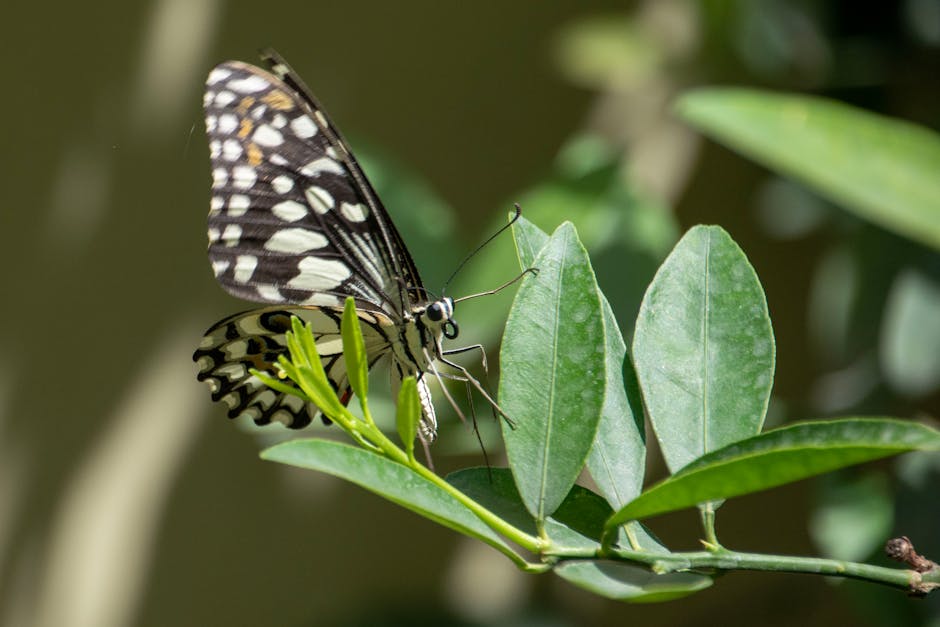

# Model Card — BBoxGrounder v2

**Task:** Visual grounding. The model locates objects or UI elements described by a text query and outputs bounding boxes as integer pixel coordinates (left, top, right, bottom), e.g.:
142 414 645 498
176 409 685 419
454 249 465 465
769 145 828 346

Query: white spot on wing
256 285 285 301
287 257 351 291
228 194 250 216
253 124 284 147
210 196 224 211
222 139 242 161
272 200 307 222
271 114 287 129
209 139 221 158
227 74 269 93
300 157 344 177
232 165 257 189
341 202 369 222
208 227 220 243
271 175 294 194
217 114 237 134
212 168 228 188
264 228 329 253
233 255 258 283
305 186 334 214
214 90 236 107
270 154 288 166
222 224 242 246
211 259 230 276
290 115 317 139
206 116 218 133
207 67 232 84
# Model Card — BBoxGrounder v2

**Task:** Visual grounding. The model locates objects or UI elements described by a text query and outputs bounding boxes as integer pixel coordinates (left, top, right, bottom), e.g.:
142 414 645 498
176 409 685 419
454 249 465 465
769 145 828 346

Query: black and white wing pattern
200 52 421 316
193 51 446 439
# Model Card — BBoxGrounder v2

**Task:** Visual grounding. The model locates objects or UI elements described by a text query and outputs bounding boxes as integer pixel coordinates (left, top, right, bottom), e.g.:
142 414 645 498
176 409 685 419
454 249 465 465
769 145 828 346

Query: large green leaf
555 561 712 603
677 89 940 250
607 418 940 526
514 216 646 510
261 439 516 558
587 303 646 508
500 222 606 521
633 225 774 473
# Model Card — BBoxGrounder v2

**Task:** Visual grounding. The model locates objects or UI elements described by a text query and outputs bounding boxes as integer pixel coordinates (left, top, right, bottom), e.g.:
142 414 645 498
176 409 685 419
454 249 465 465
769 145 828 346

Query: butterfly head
423 296 458 339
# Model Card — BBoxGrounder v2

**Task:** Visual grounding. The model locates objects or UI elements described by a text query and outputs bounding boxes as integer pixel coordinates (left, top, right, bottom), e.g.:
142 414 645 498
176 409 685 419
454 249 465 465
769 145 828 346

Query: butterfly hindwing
194 306 394 428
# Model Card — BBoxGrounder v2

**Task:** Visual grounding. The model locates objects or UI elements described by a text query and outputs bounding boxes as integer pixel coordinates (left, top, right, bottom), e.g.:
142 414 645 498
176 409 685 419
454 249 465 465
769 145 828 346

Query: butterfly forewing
204 59 415 316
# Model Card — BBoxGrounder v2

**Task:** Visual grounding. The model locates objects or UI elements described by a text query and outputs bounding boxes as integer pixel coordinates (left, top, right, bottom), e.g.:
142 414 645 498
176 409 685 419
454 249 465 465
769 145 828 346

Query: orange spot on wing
262 90 295 111
246 143 263 166
236 95 255 115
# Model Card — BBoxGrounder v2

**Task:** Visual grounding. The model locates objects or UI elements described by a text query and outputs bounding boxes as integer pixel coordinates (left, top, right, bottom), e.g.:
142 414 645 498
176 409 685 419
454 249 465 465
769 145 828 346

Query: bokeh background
3 1 939 626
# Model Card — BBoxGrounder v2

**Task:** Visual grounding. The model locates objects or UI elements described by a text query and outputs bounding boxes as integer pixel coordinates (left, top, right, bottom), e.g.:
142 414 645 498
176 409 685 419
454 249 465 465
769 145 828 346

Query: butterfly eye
426 302 444 322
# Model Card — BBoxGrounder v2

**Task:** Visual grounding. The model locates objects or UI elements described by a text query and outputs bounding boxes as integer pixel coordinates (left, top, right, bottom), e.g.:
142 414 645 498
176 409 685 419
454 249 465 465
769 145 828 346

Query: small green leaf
633 225 774 473
810 472 894 562
555 561 712 603
262 439 519 560
341 297 369 407
677 89 940 250
280 319 344 418
606 418 940 526
500 223 607 522
396 377 419 458
880 270 940 397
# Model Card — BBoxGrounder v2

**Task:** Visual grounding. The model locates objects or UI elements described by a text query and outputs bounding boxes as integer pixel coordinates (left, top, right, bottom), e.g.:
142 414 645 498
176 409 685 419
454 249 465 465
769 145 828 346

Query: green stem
548 545 936 593
700 502 721 549
348 412 546 559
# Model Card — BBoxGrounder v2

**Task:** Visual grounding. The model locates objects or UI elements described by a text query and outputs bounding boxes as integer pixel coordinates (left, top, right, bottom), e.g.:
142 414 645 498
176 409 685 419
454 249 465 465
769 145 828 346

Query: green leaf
341 297 369 408
512 215 549 270
515 216 646 509
514 216 647 509
880 270 940 397
261 439 517 559
633 225 775 473
676 89 940 250
606 418 940 526
810 472 894 562
448 467 604 549
396 377 419 458
446 467 664 552
448 467 711 599
555 561 712 603
284 318 344 418
500 223 607 521
587 300 646 509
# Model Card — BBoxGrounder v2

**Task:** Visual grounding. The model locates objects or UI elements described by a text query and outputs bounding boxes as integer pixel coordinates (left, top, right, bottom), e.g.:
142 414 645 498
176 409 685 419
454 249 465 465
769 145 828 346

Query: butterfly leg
442 343 488 373
431 348 514 426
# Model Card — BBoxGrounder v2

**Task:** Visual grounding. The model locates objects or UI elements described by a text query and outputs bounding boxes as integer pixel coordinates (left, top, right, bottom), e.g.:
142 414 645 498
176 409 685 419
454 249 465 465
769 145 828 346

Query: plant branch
548 544 939 594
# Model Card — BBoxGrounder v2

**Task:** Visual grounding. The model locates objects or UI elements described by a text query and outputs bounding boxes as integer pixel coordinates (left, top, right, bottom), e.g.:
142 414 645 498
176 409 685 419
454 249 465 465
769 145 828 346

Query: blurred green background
3 1 939 626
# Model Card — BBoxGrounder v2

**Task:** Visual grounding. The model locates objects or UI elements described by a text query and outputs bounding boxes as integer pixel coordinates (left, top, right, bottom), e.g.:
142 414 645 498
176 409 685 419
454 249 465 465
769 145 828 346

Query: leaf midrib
538 235 569 521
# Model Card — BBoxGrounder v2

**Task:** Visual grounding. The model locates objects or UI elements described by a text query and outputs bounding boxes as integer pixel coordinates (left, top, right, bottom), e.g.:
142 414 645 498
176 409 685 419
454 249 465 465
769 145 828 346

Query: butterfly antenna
441 203 523 295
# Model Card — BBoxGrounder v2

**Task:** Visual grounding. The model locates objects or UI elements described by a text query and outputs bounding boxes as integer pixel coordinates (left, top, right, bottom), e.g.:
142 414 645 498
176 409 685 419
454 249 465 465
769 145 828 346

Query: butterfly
193 50 505 442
